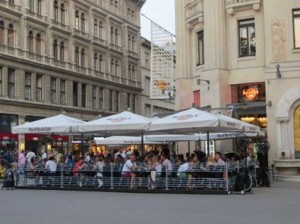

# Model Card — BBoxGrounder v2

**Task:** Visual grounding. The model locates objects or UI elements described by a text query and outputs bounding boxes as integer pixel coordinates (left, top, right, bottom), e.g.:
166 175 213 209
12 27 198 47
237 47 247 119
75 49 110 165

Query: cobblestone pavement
0 181 300 224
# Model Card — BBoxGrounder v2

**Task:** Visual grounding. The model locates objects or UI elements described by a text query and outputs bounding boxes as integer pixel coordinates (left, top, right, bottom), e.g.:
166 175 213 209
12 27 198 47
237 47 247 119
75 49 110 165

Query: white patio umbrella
78 111 151 154
78 111 151 135
12 114 86 134
148 108 244 134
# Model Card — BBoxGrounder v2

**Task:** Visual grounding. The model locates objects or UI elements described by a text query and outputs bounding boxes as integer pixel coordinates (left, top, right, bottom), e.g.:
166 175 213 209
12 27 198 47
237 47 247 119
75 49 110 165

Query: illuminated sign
242 87 258 100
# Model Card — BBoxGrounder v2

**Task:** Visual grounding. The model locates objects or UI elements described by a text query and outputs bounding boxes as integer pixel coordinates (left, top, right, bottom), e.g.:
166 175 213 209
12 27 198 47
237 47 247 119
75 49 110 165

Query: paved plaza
0 181 300 224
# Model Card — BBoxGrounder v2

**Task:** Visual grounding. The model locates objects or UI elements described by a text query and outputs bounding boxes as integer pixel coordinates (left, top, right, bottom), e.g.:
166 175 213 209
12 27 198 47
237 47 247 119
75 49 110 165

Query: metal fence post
60 165 64 189
110 164 114 189
165 168 169 190
225 162 229 192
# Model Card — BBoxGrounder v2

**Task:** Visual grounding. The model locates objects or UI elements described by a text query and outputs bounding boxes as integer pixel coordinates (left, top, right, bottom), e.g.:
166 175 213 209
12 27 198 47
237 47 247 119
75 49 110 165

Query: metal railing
15 163 232 193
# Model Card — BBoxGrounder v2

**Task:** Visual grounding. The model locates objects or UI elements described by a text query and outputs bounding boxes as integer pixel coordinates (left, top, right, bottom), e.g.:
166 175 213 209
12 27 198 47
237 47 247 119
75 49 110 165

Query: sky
141 0 175 41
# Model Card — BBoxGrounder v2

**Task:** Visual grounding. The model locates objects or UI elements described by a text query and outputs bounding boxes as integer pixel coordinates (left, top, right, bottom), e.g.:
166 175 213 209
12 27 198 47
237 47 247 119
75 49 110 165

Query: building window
51 77 56 104
60 41 64 61
238 19 256 57
36 33 41 55
29 0 34 11
145 77 150 96
36 74 42 102
25 72 32 100
99 21 103 39
81 13 85 32
60 79 65 105
114 91 119 112
99 87 103 110
81 84 86 107
54 1 59 21
99 54 103 72
73 82 78 107
193 90 200 107
294 105 300 158
115 59 119 76
132 65 135 81
293 9 300 48
37 0 42 15
60 4 65 24
128 65 132 80
7 68 15 98
92 86 96 109
75 47 79 65
28 31 34 53
108 89 113 111
127 93 130 110
94 19 98 36
132 95 136 113
0 67 2 96
81 49 85 67
115 28 118 45
7 24 14 47
94 53 98 70
110 58 114 74
53 39 58 60
110 27 114 43
0 114 18 133
132 37 135 52
75 11 79 30
0 21 4 45
197 31 204 65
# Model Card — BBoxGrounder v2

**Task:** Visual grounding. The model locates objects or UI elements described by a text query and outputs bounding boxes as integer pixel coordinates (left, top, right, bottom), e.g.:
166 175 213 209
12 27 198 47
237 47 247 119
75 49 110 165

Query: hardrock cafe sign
29 127 52 132
172 114 198 121
107 117 131 123
242 86 259 100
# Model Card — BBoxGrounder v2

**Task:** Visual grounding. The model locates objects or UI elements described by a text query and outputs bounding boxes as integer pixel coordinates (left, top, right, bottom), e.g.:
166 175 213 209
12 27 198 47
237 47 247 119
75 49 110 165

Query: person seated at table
187 155 200 189
121 153 137 189
161 154 173 176
206 156 216 168
27 157 38 177
148 155 162 189
94 155 105 188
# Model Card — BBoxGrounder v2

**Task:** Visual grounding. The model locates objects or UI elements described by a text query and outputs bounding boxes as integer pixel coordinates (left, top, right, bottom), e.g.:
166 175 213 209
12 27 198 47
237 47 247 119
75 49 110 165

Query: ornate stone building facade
175 0 300 180
0 0 145 150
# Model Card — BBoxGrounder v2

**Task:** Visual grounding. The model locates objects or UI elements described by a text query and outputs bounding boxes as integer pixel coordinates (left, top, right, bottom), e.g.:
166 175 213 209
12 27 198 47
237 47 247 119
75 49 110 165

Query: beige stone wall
175 0 300 165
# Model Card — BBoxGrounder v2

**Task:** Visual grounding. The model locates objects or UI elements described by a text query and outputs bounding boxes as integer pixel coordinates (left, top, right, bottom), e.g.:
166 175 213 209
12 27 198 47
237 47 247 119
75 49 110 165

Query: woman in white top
94 156 105 188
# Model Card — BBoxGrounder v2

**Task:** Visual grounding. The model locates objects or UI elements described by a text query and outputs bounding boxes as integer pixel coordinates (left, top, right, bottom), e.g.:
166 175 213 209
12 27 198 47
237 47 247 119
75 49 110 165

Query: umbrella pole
207 131 210 156
80 133 84 158
141 133 144 156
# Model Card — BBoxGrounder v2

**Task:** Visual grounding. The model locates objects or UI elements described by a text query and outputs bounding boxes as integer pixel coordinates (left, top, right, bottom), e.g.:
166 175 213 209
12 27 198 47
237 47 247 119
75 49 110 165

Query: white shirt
45 160 57 172
162 159 173 172
42 152 47 160
122 160 136 172
217 159 225 165
26 152 36 163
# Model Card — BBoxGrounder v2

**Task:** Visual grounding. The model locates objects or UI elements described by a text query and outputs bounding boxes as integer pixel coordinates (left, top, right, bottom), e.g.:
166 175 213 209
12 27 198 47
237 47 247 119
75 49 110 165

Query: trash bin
1 168 15 190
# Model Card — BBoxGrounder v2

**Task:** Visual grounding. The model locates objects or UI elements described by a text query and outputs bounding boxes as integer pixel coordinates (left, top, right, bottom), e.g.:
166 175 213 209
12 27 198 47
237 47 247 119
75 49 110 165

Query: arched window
128 35 131 50
294 105 300 157
75 46 79 65
60 4 65 24
132 65 136 80
54 1 58 21
128 65 131 80
36 33 41 55
75 11 79 30
28 31 34 52
53 39 58 60
132 37 135 51
7 24 14 47
60 41 64 61
81 48 85 67
81 13 85 32
0 21 5 45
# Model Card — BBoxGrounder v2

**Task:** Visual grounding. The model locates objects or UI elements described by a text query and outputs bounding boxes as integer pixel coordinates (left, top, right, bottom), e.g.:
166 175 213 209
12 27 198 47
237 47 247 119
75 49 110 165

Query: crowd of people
0 145 262 190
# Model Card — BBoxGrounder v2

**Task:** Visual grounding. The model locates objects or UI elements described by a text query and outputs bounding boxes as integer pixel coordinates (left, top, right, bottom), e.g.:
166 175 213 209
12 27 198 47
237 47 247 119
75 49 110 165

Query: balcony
226 0 262 15
185 0 203 25
52 20 71 33
128 49 139 59
28 52 44 62
110 42 123 53
92 70 105 79
75 65 87 74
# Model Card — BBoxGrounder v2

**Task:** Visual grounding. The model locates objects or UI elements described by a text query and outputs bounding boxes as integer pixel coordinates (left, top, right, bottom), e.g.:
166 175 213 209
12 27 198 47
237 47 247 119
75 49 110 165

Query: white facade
175 0 300 179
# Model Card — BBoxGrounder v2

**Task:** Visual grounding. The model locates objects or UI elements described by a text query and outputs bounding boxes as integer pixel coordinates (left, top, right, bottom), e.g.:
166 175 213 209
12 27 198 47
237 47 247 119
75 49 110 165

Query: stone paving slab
0 181 300 224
